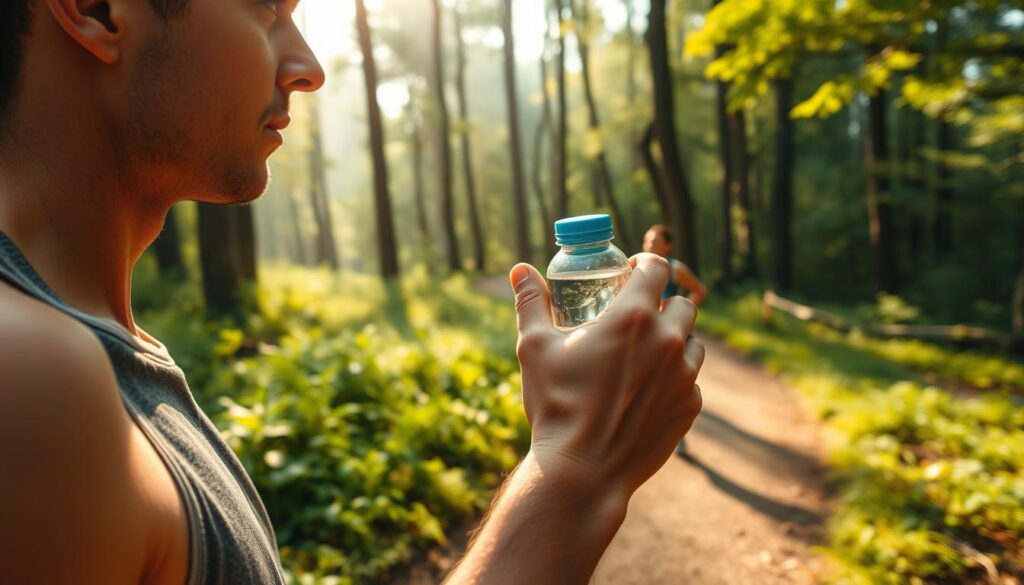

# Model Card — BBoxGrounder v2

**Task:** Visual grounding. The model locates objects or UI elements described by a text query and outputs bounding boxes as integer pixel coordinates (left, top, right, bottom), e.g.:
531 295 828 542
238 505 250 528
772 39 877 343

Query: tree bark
501 0 532 263
286 187 307 266
866 90 897 294
409 105 432 264
152 207 185 279
197 203 244 321
934 119 955 257
307 94 340 270
453 9 487 271
714 54 733 287
624 0 640 172
771 78 795 292
553 0 569 222
646 0 698 271
234 205 257 284
430 0 462 272
637 122 670 221
356 0 400 278
575 0 633 252
730 108 757 279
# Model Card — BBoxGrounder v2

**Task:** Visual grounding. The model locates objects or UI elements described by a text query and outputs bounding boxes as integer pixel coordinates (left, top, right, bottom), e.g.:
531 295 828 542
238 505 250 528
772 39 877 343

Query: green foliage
701 292 1024 582
138 267 528 583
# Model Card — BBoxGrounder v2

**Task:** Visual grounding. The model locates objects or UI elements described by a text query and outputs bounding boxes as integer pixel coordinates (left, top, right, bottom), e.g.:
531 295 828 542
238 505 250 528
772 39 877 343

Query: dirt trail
406 277 834 584
591 334 831 584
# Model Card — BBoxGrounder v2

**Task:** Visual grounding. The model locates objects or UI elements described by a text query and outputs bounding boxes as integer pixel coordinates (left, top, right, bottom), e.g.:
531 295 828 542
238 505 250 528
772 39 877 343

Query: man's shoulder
0 282 149 582
0 281 125 443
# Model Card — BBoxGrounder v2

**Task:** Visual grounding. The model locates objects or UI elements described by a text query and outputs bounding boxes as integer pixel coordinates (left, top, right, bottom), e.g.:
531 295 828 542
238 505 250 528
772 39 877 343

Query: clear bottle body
547 239 631 329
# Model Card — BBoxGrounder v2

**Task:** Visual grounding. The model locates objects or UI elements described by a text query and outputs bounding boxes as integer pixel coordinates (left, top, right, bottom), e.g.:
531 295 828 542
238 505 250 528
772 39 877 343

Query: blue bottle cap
554 214 614 245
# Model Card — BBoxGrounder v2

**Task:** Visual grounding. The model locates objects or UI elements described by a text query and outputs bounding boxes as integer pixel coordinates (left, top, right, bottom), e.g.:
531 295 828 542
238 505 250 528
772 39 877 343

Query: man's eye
257 0 282 15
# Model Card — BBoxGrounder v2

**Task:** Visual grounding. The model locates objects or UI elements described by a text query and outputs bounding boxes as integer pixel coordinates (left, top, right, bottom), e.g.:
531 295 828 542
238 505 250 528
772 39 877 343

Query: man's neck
0 112 170 335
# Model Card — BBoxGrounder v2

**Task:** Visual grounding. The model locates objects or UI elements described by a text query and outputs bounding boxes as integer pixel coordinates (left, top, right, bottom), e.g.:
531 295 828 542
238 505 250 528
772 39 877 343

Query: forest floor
395 277 834 584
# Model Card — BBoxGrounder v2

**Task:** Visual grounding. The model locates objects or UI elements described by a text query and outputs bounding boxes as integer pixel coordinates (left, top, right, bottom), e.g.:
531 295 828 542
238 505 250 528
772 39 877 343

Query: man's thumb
509 263 552 333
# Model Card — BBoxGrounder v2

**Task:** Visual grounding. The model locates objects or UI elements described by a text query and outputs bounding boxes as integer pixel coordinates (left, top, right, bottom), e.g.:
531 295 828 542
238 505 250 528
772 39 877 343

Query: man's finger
660 295 698 337
608 253 670 313
684 335 706 373
510 263 553 337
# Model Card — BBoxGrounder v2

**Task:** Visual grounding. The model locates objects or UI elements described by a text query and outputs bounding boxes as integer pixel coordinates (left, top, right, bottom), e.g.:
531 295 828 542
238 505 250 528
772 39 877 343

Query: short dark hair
0 0 190 125
647 224 673 244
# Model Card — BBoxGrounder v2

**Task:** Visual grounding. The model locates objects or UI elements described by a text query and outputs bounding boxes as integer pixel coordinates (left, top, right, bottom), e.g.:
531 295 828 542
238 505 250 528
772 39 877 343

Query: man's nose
278 31 326 94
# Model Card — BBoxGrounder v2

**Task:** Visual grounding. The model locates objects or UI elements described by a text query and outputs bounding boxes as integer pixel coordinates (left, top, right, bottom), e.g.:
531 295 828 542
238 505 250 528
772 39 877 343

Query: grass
700 292 1024 584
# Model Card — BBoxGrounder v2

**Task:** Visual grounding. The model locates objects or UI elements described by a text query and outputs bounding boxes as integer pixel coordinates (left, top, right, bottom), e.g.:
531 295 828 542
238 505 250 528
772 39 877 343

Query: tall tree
234 205 258 283
934 119 955 257
575 0 634 252
307 94 340 270
152 207 185 279
714 41 734 287
531 5 558 251
500 0 532 263
406 95 433 266
552 0 569 221
771 78 795 292
430 0 462 272
356 0 400 278
730 108 757 279
646 0 699 271
197 203 244 321
286 187 308 266
866 91 897 293
637 123 670 221
452 7 487 271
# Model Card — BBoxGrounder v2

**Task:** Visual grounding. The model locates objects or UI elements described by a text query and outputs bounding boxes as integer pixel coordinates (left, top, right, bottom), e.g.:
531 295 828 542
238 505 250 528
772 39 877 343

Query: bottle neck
559 239 613 255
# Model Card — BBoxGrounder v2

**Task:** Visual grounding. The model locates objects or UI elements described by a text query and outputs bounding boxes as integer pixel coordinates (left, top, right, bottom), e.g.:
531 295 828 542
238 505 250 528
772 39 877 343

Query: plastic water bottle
547 214 632 329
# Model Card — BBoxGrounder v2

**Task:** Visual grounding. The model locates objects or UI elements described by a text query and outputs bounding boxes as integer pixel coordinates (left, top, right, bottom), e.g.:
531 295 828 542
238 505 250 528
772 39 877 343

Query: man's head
1 0 323 206
642 225 673 258
1 0 187 127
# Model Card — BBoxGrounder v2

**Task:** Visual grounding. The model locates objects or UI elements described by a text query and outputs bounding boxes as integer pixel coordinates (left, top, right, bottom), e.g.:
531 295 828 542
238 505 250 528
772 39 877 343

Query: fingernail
509 265 531 291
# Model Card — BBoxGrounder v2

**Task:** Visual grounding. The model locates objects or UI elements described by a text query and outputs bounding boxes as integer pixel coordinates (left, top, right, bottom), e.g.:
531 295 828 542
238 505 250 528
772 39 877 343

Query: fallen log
761 290 1024 354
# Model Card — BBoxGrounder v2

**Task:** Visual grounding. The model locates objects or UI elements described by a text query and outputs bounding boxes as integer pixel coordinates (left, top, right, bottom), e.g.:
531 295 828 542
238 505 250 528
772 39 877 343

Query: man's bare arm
0 294 149 584
446 254 704 584
676 263 707 306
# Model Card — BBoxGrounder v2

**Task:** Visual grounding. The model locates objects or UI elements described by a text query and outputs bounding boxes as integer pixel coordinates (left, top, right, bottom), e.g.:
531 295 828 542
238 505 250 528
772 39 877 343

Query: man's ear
44 0 129 64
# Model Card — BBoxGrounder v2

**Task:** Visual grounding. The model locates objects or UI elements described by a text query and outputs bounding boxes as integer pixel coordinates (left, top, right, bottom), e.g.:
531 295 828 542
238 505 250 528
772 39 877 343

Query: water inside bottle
549 268 630 328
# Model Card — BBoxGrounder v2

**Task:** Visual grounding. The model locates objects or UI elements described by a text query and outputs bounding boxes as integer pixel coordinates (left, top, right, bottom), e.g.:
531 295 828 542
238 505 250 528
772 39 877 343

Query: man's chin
194 164 271 205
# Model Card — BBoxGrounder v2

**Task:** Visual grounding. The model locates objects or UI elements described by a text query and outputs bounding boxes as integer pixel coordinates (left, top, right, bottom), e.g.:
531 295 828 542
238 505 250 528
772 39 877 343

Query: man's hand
512 253 704 505
444 254 703 585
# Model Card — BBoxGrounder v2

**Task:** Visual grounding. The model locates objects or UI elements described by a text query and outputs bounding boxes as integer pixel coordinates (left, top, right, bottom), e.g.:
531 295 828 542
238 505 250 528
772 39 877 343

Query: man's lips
265 115 291 131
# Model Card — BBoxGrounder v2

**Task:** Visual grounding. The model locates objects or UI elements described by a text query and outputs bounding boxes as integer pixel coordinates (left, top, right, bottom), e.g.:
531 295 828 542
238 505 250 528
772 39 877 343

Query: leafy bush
701 293 1024 583
138 267 529 583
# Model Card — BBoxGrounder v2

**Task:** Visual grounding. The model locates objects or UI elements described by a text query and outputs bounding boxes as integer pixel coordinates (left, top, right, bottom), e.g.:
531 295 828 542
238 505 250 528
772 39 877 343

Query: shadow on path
683 453 823 527
694 409 821 476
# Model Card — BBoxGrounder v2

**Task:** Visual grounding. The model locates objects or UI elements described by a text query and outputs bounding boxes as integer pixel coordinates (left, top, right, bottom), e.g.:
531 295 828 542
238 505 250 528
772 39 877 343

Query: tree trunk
307 94 340 270
866 90 897 294
553 0 569 222
531 83 554 252
453 9 487 271
501 0 532 263
771 78 795 292
934 119 954 258
637 122 670 221
356 0 400 278
409 106 432 264
646 0 698 271
430 0 461 272
287 187 307 266
714 59 733 288
197 203 244 321
576 0 633 252
234 205 257 283
731 109 757 279
152 207 185 279
624 0 640 172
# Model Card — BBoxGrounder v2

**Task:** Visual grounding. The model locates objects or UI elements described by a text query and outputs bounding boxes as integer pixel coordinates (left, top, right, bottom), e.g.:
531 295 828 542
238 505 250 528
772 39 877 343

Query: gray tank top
0 232 285 584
